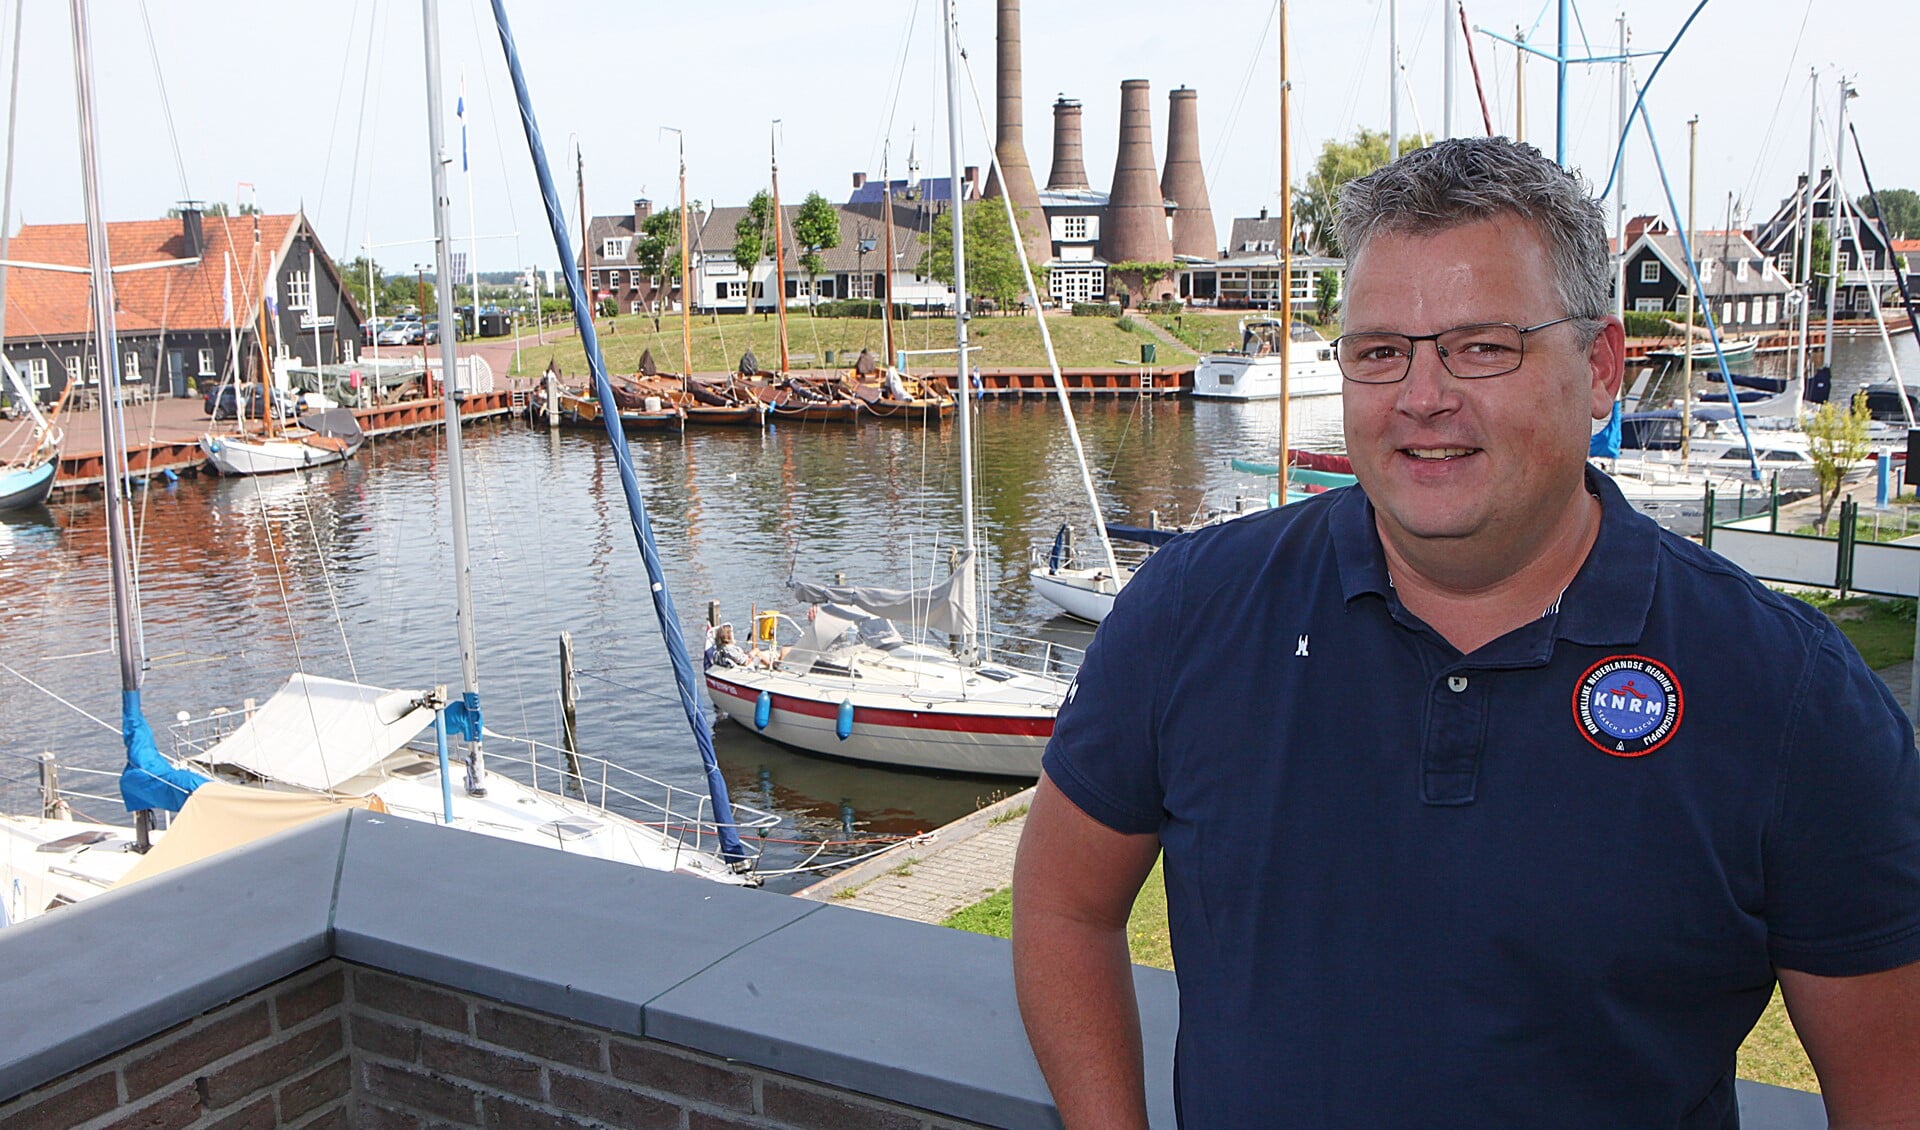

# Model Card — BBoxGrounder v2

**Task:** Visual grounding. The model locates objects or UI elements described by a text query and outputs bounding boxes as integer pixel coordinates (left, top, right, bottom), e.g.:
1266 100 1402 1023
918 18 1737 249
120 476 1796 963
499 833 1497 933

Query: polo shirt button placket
1423 670 1487 806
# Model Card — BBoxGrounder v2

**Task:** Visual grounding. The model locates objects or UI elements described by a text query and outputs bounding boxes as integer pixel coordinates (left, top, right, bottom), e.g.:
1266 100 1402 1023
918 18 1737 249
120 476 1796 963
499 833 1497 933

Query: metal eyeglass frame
1332 314 1585 384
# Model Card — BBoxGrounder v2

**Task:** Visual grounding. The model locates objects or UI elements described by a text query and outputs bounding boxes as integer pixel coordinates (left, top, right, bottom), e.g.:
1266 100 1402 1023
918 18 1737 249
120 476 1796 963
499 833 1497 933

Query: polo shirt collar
1328 465 1657 649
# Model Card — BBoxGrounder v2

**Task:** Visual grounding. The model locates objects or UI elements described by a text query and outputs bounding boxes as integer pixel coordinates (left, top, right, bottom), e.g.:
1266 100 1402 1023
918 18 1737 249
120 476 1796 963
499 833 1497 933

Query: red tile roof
3 212 301 340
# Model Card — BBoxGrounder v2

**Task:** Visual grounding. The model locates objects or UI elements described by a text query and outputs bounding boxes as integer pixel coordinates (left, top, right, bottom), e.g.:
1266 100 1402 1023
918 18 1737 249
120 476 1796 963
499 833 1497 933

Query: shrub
1072 302 1122 318
1114 315 1136 332
1138 299 1184 315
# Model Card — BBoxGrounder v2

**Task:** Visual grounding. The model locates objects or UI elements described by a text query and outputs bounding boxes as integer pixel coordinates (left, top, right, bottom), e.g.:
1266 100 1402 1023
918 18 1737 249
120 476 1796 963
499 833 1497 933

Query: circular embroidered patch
1573 655 1682 757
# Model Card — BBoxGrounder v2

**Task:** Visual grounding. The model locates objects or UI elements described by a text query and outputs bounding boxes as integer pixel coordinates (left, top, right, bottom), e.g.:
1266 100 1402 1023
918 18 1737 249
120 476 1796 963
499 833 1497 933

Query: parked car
203 384 298 421
377 317 422 346
360 318 391 346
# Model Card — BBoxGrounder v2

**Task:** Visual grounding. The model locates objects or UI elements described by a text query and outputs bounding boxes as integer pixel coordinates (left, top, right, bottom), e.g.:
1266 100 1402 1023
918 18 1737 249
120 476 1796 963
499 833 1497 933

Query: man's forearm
1013 914 1149 1129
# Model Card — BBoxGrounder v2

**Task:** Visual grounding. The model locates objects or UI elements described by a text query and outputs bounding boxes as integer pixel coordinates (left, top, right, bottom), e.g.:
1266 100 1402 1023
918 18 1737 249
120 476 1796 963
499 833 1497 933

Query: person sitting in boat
704 623 776 670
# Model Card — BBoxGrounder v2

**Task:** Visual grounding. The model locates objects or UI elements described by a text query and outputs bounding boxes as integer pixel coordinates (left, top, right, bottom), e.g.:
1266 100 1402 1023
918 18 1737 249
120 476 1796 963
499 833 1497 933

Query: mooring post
543 366 558 430
558 631 583 798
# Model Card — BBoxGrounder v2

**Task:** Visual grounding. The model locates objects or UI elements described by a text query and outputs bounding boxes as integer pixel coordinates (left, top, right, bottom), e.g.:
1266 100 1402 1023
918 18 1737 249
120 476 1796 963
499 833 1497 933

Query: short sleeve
1040 537 1187 836
1766 626 1920 976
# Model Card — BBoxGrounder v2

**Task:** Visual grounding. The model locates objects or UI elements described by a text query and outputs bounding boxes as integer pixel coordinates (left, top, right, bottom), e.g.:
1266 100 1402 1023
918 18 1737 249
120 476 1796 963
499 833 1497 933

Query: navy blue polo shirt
1044 467 1920 1128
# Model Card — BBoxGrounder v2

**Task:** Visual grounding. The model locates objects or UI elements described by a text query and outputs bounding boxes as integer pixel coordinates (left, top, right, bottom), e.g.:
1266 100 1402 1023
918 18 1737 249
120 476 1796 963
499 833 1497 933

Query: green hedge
1072 302 1122 317
808 299 916 319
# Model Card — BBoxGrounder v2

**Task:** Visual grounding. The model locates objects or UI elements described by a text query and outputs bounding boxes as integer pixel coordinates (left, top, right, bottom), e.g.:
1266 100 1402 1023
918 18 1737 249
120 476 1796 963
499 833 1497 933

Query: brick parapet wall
345 964 989 1130
0 965 350 1130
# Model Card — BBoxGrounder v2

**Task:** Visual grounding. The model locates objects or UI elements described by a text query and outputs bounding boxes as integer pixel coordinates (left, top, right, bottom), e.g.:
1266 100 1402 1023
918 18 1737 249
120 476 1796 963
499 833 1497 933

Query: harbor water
2 329 1912 885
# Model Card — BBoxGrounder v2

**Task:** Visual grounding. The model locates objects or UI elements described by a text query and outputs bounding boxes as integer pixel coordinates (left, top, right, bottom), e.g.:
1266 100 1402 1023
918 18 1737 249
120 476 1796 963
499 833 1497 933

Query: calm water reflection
1 330 1909 884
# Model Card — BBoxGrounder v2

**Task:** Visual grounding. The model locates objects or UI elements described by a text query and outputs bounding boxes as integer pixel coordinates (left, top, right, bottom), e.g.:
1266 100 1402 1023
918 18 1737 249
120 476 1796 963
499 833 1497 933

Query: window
1735 258 1749 282
630 300 644 315
602 238 629 259
1775 253 1793 276
24 357 47 389
1640 260 1661 283
785 278 799 299
86 354 99 385
848 273 875 299
124 352 143 381
1634 298 1665 313
816 277 835 299
719 280 750 300
606 269 622 291
198 348 216 375
1764 297 1778 324
1697 258 1715 286
65 356 80 386
1735 301 1748 324
1048 266 1105 304
285 270 312 312
1863 250 1878 271
1059 215 1089 241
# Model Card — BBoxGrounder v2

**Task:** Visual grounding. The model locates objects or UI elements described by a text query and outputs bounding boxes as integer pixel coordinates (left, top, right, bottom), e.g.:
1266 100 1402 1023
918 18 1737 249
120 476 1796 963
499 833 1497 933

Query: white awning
196 673 435 793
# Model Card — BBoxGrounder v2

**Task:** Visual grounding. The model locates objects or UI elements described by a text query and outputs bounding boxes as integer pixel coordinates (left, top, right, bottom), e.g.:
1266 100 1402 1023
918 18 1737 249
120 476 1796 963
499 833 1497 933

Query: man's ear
1589 316 1627 420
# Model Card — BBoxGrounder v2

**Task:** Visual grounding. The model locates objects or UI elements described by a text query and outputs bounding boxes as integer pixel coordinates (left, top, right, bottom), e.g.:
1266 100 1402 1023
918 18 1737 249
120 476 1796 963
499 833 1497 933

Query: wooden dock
8 389 522 495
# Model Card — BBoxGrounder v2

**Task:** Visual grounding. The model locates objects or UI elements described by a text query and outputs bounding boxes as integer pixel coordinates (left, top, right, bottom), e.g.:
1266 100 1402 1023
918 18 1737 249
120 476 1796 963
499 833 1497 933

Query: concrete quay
797 787 1033 925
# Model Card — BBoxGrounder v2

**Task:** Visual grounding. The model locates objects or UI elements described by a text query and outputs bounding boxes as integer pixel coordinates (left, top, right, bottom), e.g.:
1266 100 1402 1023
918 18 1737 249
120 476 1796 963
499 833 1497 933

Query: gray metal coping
0 809 1828 1128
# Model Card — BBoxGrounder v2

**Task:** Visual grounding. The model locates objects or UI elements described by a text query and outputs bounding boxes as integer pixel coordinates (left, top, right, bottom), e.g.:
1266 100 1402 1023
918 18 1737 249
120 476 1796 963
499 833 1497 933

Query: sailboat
199 237 365 476
5 0 781 925
0 358 59 510
845 154 955 425
747 127 866 425
704 0 1076 778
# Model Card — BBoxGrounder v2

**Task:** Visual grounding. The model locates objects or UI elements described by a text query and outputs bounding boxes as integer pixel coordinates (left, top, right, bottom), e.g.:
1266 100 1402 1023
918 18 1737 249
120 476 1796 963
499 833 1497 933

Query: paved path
796 788 1032 925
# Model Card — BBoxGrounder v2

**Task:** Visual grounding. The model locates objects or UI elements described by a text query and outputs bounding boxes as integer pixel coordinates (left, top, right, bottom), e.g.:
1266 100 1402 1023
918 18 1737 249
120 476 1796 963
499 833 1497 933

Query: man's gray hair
1335 137 1611 337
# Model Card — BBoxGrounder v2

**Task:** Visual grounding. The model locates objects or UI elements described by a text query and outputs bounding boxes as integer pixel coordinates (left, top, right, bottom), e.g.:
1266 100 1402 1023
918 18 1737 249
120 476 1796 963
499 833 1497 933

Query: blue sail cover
1589 402 1622 459
119 689 207 813
490 0 746 865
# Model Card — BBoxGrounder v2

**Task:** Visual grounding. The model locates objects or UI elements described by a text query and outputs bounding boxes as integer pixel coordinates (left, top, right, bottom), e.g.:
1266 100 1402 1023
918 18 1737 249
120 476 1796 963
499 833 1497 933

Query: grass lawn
1790 592 1917 668
505 309 1193 377
943 854 1816 1091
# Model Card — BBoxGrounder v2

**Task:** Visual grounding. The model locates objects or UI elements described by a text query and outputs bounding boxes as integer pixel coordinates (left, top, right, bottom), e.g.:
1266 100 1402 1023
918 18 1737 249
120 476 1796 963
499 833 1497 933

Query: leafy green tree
1856 188 1920 239
164 201 260 218
633 207 682 313
918 200 1041 312
733 191 774 313
1803 390 1874 533
1315 268 1340 323
1293 128 1431 256
793 192 842 309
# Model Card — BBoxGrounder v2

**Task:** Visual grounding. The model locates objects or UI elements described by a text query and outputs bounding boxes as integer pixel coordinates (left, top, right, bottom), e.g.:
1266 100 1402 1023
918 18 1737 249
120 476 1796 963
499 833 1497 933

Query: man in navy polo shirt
1013 137 1920 1128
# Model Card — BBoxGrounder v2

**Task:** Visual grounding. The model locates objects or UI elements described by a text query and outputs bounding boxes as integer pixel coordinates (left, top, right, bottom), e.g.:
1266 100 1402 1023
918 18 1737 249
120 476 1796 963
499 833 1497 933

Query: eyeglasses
1332 315 1586 384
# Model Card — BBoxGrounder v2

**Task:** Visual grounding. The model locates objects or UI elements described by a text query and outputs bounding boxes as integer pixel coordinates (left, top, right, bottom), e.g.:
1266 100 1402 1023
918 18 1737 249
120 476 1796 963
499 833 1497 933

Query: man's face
1339 215 1621 563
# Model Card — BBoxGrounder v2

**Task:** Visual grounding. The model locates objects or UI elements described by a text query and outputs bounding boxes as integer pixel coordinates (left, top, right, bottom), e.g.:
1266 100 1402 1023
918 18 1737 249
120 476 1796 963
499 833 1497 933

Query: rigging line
463 0 524 237
867 0 923 183
330 0 384 306
1338 0 1391 140
0 662 118 733
310 0 372 228
134 1 190 200
1597 0 1711 201
1202 0 1279 194
1738 0 1816 217
292 468 359 682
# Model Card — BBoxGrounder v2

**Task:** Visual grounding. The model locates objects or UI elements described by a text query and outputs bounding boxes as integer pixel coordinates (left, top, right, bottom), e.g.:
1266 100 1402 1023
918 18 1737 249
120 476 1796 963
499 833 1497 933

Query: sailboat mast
1277 0 1292 501
1822 76 1853 370
769 124 791 372
881 145 896 367
69 0 139 691
942 0 977 659
1681 116 1697 470
0 0 23 356
423 0 485 787
675 131 693 379
1795 68 1816 386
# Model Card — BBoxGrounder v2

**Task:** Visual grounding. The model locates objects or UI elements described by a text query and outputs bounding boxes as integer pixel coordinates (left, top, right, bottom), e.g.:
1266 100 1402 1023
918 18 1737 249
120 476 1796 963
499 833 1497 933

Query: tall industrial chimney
1160 87 1216 260
1047 97 1090 191
1099 79 1175 286
982 0 1051 267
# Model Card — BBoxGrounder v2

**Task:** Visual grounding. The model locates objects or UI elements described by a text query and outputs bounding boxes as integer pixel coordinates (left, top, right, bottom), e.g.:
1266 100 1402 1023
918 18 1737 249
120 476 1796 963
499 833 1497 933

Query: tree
1292 128 1431 257
733 191 773 313
793 192 842 309
917 200 1040 312
1856 188 1920 240
1803 390 1874 533
632 206 682 313
1315 268 1340 324
164 201 259 219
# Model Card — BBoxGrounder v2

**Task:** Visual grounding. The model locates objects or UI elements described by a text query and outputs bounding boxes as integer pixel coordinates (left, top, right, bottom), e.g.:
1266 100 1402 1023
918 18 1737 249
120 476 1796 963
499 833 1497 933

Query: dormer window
1735 258 1749 282
602 237 630 259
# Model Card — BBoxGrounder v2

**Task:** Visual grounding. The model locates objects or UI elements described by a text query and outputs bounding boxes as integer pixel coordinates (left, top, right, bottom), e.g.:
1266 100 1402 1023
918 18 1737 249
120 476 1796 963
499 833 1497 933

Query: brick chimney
1160 87 1215 259
1047 98 1090 191
1099 79 1175 269
852 171 868 190
981 0 1051 267
633 199 651 229
177 202 204 258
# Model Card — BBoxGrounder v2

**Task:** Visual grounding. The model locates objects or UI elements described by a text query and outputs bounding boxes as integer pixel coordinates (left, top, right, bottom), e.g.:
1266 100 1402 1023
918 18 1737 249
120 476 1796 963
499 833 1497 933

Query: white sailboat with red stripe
706 11 1077 777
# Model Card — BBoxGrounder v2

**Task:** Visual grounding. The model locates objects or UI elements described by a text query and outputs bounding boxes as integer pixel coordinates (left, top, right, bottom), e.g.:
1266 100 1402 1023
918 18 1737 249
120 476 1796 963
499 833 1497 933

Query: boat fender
836 698 854 741
755 690 772 731
207 440 222 453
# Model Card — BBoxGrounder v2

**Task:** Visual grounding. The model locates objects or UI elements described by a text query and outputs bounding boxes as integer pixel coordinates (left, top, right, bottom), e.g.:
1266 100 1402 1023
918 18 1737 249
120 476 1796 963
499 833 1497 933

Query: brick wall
0 965 349 1130
346 964 990 1130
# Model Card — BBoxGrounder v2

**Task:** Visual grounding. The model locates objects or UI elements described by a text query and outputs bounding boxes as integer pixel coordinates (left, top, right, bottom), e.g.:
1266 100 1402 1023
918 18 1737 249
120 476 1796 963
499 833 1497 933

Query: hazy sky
5 0 1909 277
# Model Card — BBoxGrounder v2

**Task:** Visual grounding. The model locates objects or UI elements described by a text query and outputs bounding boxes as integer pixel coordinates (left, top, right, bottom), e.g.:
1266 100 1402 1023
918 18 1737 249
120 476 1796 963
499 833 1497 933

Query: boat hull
200 433 363 476
0 459 55 510
1192 352 1343 400
706 671 1053 777
1029 567 1120 624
